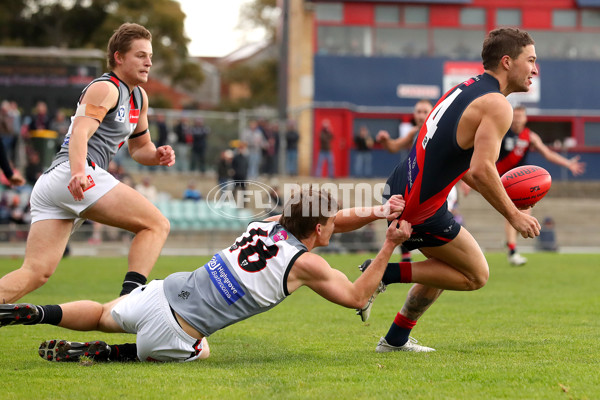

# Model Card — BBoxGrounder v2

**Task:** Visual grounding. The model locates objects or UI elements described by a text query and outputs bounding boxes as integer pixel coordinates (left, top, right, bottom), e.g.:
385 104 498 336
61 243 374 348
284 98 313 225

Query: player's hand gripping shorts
30 161 120 224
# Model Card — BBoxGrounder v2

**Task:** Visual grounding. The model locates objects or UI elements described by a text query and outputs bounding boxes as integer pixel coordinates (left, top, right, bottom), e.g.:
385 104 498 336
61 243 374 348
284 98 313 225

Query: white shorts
29 161 120 224
111 280 206 362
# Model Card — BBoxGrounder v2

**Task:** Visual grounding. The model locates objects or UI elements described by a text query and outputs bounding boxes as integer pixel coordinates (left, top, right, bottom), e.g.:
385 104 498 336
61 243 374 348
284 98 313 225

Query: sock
120 272 147 296
108 343 139 362
400 245 412 262
382 262 412 285
29 305 63 325
507 242 517 256
384 312 417 347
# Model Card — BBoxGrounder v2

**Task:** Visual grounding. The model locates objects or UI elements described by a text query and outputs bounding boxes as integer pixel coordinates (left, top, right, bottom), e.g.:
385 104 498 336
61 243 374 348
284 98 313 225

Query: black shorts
394 202 462 251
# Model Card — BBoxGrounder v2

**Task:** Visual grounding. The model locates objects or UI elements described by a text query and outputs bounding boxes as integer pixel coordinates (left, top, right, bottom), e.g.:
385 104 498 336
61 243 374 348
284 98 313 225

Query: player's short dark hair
107 23 152 70
481 28 534 71
279 187 339 240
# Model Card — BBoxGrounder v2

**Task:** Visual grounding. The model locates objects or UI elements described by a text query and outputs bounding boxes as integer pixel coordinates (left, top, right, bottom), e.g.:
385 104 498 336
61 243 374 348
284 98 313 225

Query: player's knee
466 269 489 290
155 214 170 238
21 263 54 289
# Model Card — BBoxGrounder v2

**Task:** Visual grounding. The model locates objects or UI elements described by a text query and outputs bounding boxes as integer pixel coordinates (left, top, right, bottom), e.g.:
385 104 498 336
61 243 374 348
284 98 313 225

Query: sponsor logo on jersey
273 230 288 243
205 254 246 305
115 105 126 123
129 108 139 123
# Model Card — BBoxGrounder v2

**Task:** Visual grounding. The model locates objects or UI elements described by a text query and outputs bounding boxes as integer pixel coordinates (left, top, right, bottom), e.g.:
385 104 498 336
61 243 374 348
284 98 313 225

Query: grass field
0 252 599 400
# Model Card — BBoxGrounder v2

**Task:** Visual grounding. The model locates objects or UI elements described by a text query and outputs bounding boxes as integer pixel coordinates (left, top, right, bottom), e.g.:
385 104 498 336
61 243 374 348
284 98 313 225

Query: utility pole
277 0 290 177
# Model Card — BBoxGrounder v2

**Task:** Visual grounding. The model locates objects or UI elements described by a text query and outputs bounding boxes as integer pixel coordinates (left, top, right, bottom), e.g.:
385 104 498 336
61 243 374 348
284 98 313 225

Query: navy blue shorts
392 202 462 251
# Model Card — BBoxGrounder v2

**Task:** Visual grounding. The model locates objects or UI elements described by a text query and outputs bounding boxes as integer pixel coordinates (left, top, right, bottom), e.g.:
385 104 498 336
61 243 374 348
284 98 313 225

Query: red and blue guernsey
496 127 531 176
386 73 502 226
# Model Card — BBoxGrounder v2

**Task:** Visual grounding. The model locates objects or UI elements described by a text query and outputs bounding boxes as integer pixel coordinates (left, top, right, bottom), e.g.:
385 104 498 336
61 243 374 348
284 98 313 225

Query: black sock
108 343 139 362
120 272 147 296
29 305 63 325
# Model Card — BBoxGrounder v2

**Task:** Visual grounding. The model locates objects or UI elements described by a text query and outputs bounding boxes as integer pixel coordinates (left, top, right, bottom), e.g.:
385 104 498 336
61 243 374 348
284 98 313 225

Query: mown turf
0 252 598 399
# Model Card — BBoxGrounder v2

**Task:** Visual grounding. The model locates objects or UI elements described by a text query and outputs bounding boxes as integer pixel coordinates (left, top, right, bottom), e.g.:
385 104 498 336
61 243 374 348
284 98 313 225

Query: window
315 3 343 22
553 10 577 28
497 9 521 26
460 8 485 26
404 6 428 25
375 5 399 24
530 30 600 59
433 29 486 59
581 10 600 27
374 28 428 57
584 122 600 146
317 26 372 56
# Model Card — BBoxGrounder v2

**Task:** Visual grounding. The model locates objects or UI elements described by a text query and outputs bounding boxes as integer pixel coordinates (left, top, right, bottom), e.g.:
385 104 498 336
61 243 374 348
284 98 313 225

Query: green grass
1 252 599 400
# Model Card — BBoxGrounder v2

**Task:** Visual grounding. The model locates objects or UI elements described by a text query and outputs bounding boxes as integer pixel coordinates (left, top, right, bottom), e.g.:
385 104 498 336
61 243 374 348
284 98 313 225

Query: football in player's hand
501 165 552 208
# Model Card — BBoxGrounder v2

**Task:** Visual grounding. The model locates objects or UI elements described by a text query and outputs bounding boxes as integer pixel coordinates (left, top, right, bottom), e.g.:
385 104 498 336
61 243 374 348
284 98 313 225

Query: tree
239 0 279 43
219 0 280 111
0 0 204 93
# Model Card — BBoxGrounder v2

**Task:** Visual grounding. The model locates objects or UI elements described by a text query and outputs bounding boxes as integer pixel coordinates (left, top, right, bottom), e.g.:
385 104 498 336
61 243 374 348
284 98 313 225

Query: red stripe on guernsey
129 97 140 123
429 233 452 243
109 76 120 86
394 313 417 329
496 128 531 176
400 86 467 225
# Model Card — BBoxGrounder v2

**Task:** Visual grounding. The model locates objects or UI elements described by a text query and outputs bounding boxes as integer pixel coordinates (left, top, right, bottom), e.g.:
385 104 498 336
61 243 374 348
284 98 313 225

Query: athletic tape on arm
74 104 108 122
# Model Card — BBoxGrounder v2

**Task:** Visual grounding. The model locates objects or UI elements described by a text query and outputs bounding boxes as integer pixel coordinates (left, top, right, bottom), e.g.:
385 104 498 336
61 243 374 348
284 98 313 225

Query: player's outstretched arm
529 132 585 176
289 220 411 309
333 194 405 233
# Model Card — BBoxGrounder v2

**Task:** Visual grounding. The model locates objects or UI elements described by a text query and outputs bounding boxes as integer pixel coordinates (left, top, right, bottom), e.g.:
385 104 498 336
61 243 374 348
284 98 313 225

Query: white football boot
375 336 436 353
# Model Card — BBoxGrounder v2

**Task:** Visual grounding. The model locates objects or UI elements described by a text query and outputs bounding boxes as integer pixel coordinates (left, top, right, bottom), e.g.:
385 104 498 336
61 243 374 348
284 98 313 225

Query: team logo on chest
115 105 126 123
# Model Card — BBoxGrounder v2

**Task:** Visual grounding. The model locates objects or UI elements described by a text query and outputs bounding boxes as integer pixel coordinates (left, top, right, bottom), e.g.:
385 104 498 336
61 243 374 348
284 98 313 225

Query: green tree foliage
239 0 279 43
220 0 279 111
0 0 203 90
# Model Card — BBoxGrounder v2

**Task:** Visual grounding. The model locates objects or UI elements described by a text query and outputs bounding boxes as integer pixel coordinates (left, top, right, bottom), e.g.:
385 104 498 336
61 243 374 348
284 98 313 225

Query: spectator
24 150 43 187
241 120 264 179
173 118 191 172
27 101 52 133
315 119 334 178
0 101 17 164
50 109 70 153
8 101 22 164
183 180 202 201
285 120 299 175
232 141 249 197
354 125 373 178
536 217 558 252
217 149 234 192
189 117 210 174
153 113 169 148
262 121 279 177
135 176 158 203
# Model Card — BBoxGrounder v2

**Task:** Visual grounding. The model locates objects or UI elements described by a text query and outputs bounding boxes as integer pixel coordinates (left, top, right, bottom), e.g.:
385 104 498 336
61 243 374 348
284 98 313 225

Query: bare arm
287 220 411 309
467 97 540 238
264 194 405 232
332 194 405 233
377 128 416 153
128 88 175 167
68 81 117 201
529 132 585 176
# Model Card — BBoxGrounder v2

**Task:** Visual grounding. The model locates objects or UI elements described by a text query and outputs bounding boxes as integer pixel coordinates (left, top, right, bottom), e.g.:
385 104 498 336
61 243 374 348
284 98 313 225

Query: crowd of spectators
0 98 303 243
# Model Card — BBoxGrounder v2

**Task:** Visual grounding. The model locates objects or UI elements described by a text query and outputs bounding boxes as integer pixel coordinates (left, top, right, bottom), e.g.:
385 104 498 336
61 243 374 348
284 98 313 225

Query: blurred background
1 0 599 255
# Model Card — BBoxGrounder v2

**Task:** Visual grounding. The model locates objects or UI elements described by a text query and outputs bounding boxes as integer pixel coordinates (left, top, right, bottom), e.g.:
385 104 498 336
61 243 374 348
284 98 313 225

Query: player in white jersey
0 188 411 362
0 23 176 304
